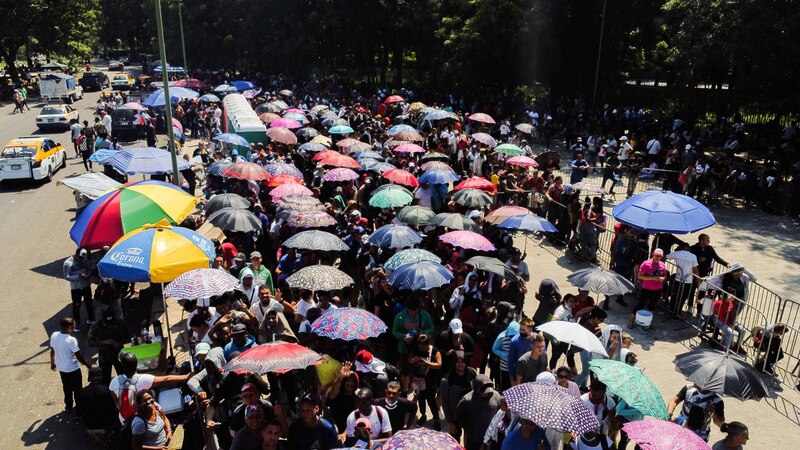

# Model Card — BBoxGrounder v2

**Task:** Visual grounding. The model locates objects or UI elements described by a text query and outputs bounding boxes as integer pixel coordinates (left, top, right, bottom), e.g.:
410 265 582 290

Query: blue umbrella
368 223 423 249
265 162 303 179
353 150 384 161
497 214 558 233
89 149 121 163
387 124 416 136
387 260 454 291
284 112 308 124
142 87 199 107
384 249 441 271
213 84 238 94
231 80 256 91
106 147 190 175
611 190 716 234
207 161 232 177
212 133 250 147
423 110 458 122
329 125 355 135
199 93 220 102
419 169 460 185
299 142 328 152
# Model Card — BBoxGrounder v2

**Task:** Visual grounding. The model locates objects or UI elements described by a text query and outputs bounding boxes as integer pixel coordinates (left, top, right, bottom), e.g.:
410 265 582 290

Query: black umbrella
205 193 250 216
534 150 561 169
673 348 769 400
429 213 480 232
452 188 493 207
207 207 262 233
465 256 520 282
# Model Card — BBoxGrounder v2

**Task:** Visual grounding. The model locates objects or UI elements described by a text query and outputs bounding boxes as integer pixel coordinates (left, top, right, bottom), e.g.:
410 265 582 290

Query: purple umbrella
311 307 387 340
440 230 496 251
322 168 360 182
382 428 462 450
265 161 303 179
504 382 600 434
269 183 314 201
622 420 711 450
471 132 497 147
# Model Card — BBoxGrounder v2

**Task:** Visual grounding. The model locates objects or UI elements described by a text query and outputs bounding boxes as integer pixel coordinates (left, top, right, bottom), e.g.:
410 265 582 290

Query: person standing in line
63 247 94 330
70 119 83 158
628 249 667 329
50 317 92 411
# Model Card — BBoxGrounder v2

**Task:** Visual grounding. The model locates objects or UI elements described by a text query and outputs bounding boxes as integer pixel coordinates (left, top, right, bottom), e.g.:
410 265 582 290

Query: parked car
111 73 135 90
79 71 109 91
109 60 123 71
35 103 80 131
111 108 140 140
0 137 67 183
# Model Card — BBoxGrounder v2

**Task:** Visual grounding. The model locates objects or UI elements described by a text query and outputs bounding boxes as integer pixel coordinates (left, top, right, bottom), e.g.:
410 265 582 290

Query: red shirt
220 242 238 268
713 299 735 326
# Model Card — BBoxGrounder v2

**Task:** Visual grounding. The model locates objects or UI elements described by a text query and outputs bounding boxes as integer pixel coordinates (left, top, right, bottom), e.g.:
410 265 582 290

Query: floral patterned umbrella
222 162 271 181
286 210 337 228
440 230 496 251
589 359 669 420
163 268 239 299
276 194 322 210
507 155 539 167
311 307 387 340
282 230 349 252
286 265 354 291
368 223 423 249
504 382 600 434
267 127 298 145
225 342 322 374
382 427 463 450
269 183 313 201
265 162 303 179
384 249 441 271
322 168 359 182
622 420 712 450
470 132 497 147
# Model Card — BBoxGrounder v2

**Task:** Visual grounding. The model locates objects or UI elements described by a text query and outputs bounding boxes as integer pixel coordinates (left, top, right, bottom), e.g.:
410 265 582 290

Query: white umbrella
537 321 608 357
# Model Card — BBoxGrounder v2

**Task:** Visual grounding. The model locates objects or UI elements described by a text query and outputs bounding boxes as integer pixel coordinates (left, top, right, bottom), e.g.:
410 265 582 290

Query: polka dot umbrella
504 382 600 434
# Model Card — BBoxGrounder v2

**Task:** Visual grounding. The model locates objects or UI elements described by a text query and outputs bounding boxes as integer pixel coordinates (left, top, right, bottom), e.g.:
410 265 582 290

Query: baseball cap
299 393 318 406
250 251 262 259
241 383 258 394
234 252 246 262
449 318 464 334
244 404 263 418
194 342 211 356
79 248 88 257
231 323 247 335
653 248 664 256
355 349 374 365
355 417 371 429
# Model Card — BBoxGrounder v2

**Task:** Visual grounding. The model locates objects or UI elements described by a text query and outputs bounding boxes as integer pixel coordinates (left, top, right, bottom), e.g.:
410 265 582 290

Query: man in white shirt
646 136 661 163
100 110 113 137
667 243 699 317
50 316 92 411
617 136 632 162
69 119 83 158
346 388 392 442
110 352 191 422
414 183 434 208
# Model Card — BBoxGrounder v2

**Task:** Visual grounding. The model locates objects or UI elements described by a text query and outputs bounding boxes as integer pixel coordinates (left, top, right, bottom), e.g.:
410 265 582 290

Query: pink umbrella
335 138 360 149
267 127 298 145
383 168 419 187
284 108 305 115
507 155 539 167
393 143 425 154
471 132 497 147
170 78 210 90
224 342 322 374
384 95 404 104
122 102 145 111
485 205 533 224
171 118 183 133
287 210 337 228
468 112 496 124
440 230 496 251
271 118 302 129
322 168 359 182
622 420 711 450
270 183 313 201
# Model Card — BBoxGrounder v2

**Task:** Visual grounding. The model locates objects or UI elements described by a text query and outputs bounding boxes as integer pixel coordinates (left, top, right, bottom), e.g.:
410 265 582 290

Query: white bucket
635 310 653 331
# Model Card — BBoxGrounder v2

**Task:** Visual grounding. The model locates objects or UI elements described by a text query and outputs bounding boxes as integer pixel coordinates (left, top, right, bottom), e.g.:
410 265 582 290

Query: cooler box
121 343 162 370
158 388 184 415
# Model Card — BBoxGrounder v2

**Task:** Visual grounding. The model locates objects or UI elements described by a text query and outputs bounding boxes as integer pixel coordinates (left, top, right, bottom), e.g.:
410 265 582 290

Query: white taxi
0 137 67 183
35 103 80 131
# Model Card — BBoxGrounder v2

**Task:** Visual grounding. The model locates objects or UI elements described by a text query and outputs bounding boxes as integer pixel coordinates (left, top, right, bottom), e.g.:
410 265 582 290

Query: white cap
685 144 692 150
535 372 557 385
619 136 628 141
449 318 463 334
79 249 88 257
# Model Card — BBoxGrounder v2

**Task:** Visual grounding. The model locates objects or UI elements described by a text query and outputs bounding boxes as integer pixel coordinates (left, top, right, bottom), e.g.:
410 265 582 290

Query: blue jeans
576 350 593 388
716 318 745 349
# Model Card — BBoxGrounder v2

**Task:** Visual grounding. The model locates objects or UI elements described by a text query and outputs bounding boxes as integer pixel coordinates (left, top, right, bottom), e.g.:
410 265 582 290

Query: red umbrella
267 127 298 145
267 174 303 187
507 155 539 167
455 176 497 194
312 149 341 162
420 161 454 172
223 162 271 181
384 95 404 104
468 112 496 124
393 143 425 154
259 112 281 124
224 342 322 374
383 168 419 187
320 153 360 169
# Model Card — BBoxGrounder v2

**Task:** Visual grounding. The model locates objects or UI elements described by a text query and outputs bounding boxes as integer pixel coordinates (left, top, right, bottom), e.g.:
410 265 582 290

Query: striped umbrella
163 268 240 299
267 127 299 145
225 342 322 374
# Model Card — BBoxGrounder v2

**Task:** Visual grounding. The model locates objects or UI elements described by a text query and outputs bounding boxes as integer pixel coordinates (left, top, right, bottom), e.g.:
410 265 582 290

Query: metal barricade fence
776 299 800 385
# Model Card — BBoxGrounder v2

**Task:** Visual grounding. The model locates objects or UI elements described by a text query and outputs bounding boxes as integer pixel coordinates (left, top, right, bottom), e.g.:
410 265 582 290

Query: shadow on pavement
21 411 94 449
30 258 66 279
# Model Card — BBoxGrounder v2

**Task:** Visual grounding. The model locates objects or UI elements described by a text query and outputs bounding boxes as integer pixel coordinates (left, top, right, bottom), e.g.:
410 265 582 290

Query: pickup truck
38 73 84 104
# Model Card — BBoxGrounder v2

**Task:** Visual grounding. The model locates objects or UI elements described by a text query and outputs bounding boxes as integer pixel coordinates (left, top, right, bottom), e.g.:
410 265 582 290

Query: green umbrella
495 143 525 156
589 359 669 420
369 188 413 208
385 249 441 271
397 205 436 226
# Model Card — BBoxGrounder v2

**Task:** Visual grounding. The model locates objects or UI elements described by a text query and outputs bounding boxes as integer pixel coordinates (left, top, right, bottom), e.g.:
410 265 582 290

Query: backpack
115 374 141 421
355 406 385 432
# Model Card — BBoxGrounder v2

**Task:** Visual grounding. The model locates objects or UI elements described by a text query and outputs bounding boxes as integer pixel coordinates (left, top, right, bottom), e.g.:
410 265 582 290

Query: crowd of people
48 78 779 450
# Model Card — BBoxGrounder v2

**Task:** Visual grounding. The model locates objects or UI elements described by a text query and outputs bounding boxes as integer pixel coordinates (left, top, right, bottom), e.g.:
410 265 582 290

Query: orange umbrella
320 153 360 169
267 174 303 187
312 149 341 162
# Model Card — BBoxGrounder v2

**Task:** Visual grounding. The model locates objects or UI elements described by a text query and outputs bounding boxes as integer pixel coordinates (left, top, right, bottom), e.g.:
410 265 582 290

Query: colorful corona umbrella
311 307 387 340
71 181 198 250
97 220 215 283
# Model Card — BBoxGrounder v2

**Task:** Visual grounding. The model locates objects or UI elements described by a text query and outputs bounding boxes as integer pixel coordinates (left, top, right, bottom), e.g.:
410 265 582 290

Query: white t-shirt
647 139 661 155
50 332 80 372
250 299 285 324
109 373 156 422
580 393 617 434
552 305 575 322
666 250 699 283
295 299 317 318
345 406 392 439
414 188 433 208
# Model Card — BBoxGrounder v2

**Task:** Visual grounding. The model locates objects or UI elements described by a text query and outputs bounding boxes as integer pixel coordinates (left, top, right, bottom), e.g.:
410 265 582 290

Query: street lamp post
153 0 180 187
591 0 608 109
176 0 189 82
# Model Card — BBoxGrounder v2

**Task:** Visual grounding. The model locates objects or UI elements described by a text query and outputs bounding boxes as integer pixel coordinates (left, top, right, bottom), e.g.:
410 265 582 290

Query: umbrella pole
161 283 175 366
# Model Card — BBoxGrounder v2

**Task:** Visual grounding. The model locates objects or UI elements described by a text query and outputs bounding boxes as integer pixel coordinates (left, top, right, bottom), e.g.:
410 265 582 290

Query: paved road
0 74 123 449
1 72 799 448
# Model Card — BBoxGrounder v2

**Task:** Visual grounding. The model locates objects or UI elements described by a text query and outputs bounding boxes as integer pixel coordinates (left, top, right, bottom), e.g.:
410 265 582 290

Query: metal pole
591 0 608 109
177 0 189 81
154 0 180 186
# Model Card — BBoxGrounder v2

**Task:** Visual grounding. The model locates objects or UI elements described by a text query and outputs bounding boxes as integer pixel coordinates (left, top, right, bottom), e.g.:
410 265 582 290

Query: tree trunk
1 47 21 85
